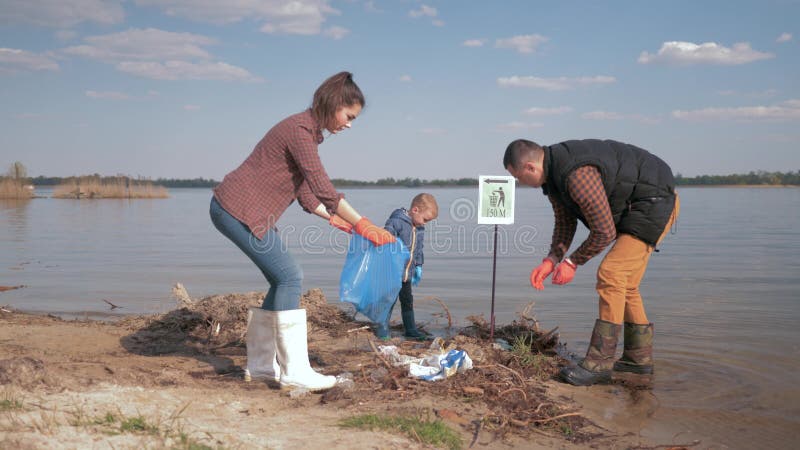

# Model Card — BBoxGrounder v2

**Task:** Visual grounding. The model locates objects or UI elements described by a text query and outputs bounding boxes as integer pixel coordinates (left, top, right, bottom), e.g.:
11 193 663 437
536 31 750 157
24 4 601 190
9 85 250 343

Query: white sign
478 175 515 224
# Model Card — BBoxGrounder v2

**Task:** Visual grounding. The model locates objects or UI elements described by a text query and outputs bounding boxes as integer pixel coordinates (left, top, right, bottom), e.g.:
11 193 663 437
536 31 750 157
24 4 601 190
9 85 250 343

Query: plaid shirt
547 165 616 265
213 110 343 239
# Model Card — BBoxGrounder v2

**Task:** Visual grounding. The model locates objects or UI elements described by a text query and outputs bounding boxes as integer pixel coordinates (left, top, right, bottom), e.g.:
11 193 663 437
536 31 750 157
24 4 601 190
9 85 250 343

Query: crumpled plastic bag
409 349 473 381
339 235 410 324
379 345 423 367
378 343 473 382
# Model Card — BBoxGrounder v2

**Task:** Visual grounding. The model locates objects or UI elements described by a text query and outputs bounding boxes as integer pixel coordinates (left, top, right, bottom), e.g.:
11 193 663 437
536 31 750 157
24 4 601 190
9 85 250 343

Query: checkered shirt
547 165 617 265
213 110 344 239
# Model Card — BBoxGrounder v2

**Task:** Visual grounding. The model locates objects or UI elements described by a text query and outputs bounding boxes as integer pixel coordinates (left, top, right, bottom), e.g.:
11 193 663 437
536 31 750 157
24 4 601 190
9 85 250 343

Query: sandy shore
0 288 680 449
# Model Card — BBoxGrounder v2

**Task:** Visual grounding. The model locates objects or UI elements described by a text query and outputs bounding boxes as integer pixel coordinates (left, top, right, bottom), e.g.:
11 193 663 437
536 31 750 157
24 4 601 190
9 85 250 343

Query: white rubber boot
275 309 336 391
243 308 280 382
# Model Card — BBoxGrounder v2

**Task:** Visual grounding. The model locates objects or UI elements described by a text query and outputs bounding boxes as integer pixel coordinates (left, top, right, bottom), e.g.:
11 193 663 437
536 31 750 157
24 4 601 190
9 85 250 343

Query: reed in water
0 162 34 199
53 176 169 199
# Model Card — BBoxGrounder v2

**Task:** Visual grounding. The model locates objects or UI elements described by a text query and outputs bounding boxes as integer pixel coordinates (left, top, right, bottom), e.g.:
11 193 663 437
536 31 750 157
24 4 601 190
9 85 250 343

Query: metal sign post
477 175 515 340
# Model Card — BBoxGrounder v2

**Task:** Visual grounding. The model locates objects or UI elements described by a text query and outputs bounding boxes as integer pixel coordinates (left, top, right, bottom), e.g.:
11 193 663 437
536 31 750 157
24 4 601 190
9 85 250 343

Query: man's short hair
411 193 438 218
503 139 543 169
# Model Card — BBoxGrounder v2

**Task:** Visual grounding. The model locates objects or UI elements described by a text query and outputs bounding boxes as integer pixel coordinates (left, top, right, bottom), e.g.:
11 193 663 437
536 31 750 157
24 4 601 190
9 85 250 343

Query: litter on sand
378 338 473 381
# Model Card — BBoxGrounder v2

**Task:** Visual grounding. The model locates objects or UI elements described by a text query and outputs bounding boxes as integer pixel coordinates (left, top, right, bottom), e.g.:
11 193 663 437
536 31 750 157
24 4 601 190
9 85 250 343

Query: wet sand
0 288 700 449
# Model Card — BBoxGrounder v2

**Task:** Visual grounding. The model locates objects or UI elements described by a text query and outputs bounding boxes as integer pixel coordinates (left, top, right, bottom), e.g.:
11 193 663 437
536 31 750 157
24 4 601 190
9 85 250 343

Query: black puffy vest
542 139 676 246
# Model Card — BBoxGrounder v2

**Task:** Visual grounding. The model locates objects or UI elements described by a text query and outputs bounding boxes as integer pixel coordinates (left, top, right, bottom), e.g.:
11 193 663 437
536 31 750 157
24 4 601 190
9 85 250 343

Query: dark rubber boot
401 310 430 340
613 322 654 384
375 322 390 340
559 319 621 386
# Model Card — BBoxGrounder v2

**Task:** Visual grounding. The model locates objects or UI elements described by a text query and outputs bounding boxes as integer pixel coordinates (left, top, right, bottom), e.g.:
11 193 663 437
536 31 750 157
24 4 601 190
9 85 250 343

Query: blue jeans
209 196 302 311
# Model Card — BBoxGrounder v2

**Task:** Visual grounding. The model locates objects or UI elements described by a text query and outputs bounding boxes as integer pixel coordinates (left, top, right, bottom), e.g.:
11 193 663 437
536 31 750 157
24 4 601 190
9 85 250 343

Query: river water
2 186 798 448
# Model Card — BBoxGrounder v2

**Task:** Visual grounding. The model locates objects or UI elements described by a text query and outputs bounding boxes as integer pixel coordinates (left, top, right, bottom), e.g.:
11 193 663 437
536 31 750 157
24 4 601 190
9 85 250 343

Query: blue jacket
384 208 425 282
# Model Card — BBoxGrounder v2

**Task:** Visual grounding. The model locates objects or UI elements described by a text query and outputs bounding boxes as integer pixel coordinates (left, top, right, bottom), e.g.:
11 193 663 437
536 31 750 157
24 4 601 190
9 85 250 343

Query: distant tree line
15 170 800 188
30 175 219 188
152 177 219 188
331 177 478 187
675 171 800 186
27 175 480 188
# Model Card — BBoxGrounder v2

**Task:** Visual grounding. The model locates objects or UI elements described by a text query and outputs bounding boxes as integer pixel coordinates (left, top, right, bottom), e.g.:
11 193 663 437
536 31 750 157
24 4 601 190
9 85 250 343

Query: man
503 139 679 386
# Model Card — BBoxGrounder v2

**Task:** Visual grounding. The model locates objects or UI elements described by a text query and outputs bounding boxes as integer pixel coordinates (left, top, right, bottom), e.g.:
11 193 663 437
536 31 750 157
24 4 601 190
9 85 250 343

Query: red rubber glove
552 258 577 285
530 258 555 290
354 218 396 246
329 214 353 233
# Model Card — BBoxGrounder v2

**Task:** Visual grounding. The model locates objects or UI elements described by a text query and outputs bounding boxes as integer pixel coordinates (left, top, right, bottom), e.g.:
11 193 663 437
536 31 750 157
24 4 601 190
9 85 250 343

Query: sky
0 0 798 180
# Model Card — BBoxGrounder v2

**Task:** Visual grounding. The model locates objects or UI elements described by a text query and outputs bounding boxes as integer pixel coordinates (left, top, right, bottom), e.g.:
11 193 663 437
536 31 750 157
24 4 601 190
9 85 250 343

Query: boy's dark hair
311 71 365 132
503 139 543 169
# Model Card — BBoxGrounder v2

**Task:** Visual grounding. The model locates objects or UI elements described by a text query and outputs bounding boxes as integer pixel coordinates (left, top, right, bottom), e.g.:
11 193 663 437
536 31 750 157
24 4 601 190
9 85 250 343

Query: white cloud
776 32 792 43
523 106 572 116
183 104 201 111
463 39 486 47
0 48 60 73
398 74 412 82
672 100 800 121
638 41 774 65
419 127 446 135
64 28 215 62
409 5 437 18
116 60 262 82
408 4 441 27
495 34 548 54
62 28 261 81
136 0 339 36
495 122 544 132
85 90 130 100
0 0 124 27
323 26 349 40
497 75 615 91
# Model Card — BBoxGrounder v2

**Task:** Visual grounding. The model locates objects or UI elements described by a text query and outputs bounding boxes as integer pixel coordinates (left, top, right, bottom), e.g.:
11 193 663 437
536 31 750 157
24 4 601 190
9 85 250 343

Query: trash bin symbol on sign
478 176 515 225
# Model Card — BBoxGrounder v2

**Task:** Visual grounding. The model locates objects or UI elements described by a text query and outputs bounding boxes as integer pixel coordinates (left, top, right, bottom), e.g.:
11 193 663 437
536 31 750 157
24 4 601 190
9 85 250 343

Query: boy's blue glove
411 266 422 286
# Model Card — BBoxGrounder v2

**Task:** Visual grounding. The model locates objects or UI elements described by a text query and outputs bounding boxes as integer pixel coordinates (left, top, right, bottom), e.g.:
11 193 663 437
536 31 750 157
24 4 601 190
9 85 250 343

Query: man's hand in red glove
354 218 396 246
530 258 555 290
552 258 577 285
329 214 353 233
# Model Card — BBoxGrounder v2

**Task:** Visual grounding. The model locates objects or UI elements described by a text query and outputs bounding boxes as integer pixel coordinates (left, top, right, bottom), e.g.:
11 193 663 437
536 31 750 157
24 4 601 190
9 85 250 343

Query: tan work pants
596 194 680 325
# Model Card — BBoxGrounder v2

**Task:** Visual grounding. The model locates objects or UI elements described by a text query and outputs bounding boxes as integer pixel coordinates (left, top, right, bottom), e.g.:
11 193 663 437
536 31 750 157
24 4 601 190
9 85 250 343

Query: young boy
378 193 439 340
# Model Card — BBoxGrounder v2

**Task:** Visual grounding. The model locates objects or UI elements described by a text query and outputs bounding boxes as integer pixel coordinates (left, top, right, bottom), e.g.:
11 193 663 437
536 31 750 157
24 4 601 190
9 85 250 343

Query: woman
210 72 395 391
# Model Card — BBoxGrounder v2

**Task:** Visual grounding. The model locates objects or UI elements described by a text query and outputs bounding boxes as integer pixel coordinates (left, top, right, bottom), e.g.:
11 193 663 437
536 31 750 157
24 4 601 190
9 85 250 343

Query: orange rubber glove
354 218 396 246
530 258 555 290
329 214 353 233
552 258 577 285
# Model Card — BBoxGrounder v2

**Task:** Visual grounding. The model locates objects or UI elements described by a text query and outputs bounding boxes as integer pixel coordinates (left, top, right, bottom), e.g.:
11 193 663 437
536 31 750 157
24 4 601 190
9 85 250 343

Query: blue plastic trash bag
339 235 410 324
